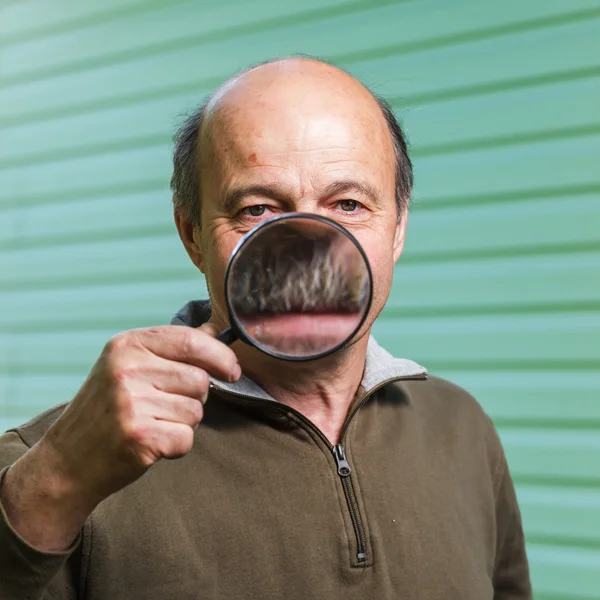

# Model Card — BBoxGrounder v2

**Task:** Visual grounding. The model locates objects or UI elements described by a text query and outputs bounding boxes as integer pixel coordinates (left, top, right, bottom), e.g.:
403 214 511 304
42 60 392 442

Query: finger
140 420 196 461
153 363 211 401
133 326 241 382
147 391 205 428
123 356 212 401
198 322 220 338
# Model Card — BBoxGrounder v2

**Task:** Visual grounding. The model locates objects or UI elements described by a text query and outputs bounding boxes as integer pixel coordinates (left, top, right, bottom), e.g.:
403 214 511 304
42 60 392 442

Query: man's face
190 61 406 343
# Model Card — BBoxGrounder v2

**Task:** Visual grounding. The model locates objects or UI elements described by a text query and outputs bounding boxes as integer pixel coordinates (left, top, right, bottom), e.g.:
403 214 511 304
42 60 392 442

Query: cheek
202 230 240 301
358 237 396 302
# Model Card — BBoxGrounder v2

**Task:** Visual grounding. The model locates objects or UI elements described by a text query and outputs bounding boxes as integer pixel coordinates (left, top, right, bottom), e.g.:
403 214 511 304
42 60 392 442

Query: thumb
198 322 221 338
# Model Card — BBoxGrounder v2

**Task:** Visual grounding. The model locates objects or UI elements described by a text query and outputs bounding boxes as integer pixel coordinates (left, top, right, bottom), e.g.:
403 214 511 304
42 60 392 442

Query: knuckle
105 331 130 354
176 397 203 424
115 388 137 425
144 326 164 337
178 428 195 455
103 337 138 382
181 329 199 358
159 427 194 460
195 369 209 390
119 415 141 445
112 365 137 386
191 401 204 422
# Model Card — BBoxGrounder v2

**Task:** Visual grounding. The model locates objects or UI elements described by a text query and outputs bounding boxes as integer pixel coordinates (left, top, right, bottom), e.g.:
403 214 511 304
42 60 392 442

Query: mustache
229 235 369 316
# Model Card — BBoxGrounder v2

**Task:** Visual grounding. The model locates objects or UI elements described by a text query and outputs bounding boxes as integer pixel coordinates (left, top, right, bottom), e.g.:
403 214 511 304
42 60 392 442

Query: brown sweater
0 305 531 600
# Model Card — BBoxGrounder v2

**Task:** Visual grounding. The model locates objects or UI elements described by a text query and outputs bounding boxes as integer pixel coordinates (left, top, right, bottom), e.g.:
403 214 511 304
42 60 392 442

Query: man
0 58 531 599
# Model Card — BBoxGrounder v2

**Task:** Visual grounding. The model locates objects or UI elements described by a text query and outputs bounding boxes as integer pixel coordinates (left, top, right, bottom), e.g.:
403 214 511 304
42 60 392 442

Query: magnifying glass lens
225 215 372 360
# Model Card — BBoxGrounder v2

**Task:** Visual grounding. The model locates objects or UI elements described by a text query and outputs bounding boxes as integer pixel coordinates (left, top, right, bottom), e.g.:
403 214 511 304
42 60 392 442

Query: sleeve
0 431 82 600
492 439 533 600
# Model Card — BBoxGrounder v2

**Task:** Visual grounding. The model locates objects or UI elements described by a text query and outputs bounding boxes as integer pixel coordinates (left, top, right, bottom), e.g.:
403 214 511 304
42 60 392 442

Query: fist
44 324 241 505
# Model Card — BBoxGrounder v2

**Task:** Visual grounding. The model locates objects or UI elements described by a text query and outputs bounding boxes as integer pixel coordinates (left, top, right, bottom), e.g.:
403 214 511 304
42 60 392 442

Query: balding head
171 57 412 227
173 57 412 344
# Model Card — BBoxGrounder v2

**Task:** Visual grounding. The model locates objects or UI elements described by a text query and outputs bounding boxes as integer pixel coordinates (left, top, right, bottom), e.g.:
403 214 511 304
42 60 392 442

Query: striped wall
1 1 599 597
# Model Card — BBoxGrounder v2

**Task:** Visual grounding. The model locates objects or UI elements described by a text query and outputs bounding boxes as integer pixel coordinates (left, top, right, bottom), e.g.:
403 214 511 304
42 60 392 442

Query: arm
0 430 82 600
0 324 240 599
492 442 532 599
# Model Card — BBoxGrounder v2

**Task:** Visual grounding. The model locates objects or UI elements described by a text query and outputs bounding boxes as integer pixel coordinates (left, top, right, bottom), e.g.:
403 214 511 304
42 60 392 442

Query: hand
0 324 240 550
50 323 241 499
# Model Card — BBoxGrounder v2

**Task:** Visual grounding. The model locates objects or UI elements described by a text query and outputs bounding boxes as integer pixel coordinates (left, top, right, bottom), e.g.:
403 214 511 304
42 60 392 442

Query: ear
392 205 408 264
173 201 205 273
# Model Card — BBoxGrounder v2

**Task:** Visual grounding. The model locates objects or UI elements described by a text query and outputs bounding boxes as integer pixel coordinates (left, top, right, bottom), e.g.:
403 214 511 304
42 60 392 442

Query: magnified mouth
240 313 360 356
228 231 370 356
230 234 369 317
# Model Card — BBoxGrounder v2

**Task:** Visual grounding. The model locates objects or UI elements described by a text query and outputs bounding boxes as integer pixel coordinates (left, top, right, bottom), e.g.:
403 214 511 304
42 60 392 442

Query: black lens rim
222 212 374 362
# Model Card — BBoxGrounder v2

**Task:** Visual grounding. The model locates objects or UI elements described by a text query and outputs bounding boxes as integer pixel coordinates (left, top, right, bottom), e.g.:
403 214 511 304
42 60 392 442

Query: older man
0 58 531 599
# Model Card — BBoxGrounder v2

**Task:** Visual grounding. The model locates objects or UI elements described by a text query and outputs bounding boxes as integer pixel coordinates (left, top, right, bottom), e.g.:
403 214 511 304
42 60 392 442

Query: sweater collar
171 300 427 402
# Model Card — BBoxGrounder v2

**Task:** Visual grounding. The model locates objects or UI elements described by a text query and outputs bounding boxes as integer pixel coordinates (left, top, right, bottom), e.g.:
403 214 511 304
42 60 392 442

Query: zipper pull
333 444 352 477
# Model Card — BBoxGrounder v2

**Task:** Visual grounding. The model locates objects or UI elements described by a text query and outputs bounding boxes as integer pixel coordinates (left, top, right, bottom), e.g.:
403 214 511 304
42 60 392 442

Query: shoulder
395 373 487 419
4 403 68 448
390 374 504 468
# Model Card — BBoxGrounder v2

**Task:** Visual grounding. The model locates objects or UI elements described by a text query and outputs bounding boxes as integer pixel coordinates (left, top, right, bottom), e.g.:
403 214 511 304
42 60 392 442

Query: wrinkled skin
177 58 407 374
175 58 408 443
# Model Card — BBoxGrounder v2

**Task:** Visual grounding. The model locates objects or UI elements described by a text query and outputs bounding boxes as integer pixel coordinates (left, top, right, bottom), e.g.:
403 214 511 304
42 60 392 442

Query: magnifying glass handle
217 327 238 346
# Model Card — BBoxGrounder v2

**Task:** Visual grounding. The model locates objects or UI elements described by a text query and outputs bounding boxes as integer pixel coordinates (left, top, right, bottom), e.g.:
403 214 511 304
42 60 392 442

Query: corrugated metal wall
1 1 599 597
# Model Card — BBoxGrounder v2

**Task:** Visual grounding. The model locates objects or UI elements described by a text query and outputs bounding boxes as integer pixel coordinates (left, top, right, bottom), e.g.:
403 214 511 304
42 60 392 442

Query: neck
234 334 370 445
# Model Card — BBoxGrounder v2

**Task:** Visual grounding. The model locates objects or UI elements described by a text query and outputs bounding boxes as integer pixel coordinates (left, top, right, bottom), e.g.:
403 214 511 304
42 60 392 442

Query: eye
338 199 359 212
244 205 267 217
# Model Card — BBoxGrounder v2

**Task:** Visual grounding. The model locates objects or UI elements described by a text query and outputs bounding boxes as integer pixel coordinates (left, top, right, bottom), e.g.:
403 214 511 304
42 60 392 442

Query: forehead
198 66 395 187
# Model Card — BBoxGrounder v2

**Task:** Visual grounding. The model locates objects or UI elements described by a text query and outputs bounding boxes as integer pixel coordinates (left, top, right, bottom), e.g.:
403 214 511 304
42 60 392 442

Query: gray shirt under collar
171 300 427 401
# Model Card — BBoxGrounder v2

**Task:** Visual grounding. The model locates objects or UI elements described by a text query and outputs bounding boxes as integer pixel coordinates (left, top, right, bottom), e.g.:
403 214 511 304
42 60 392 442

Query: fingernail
230 364 242 382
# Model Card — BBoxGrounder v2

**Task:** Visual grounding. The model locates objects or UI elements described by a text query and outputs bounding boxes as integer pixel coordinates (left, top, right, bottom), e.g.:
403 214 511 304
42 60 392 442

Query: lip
239 312 361 356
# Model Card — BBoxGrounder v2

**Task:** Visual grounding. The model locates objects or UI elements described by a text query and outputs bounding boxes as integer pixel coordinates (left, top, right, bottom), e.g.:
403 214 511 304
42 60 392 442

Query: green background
1 0 599 596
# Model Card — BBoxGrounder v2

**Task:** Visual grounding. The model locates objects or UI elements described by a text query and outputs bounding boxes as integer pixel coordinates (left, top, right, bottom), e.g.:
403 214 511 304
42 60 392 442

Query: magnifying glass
216 213 373 361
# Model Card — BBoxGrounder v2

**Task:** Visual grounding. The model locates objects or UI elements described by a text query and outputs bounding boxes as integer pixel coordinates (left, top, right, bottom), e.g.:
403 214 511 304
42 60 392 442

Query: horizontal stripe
400 240 600 264
338 7 600 67
388 62 600 108
0 0 191 47
493 418 600 431
526 534 600 551
534 595 589 600
514 475 600 490
412 122 600 158
0 0 400 88
0 269 194 291
427 361 600 372
0 180 167 210
413 182 600 211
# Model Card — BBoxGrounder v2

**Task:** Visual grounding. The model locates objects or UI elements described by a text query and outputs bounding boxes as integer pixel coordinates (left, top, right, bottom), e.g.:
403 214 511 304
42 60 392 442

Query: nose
287 198 328 219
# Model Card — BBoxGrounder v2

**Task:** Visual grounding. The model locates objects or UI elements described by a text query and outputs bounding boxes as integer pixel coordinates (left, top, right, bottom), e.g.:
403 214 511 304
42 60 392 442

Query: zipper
333 443 367 562
210 373 426 564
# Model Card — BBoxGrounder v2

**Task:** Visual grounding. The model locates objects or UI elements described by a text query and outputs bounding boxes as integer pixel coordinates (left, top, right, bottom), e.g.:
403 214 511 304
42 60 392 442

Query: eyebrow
221 179 382 213
322 180 381 205
221 184 292 213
